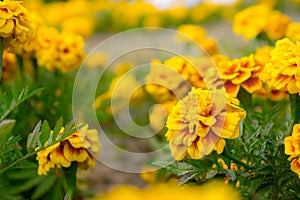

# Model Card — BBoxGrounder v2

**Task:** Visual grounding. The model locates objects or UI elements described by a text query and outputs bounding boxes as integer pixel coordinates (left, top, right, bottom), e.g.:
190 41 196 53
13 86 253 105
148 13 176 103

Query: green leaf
32 175 56 200
7 176 44 195
52 117 63 142
39 121 50 147
0 119 15 140
27 120 42 150
5 168 37 180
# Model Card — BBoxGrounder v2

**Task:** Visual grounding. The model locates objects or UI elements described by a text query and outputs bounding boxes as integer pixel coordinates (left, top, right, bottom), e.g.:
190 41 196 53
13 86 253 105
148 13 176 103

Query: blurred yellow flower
165 87 246 160
260 38 300 94
145 56 213 103
149 100 177 132
177 24 207 44
263 11 290 40
233 4 271 40
94 180 241 200
286 22 300 41
2 50 17 82
36 125 101 175
177 24 218 55
35 26 85 73
0 0 33 52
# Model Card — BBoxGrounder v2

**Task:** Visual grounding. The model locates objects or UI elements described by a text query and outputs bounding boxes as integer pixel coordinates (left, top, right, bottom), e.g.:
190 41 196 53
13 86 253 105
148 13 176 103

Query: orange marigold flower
36 125 101 175
260 38 300 94
0 0 33 52
214 54 262 97
291 158 300 178
284 124 300 178
165 88 246 160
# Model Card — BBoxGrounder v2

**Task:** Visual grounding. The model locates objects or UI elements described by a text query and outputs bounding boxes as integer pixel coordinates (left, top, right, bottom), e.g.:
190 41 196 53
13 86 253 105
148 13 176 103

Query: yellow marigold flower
36 125 101 175
0 0 33 52
176 24 218 55
94 73 145 113
260 38 300 94
149 100 177 132
263 11 290 40
94 180 241 200
165 88 246 160
35 26 85 73
177 24 207 44
233 4 271 40
286 22 300 41
140 165 159 184
2 50 17 82
145 56 212 103
214 54 262 97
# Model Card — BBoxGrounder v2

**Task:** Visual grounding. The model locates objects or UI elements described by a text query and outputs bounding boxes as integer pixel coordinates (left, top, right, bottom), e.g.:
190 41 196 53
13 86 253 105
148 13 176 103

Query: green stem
0 150 37 175
63 162 77 200
237 87 252 109
222 149 250 170
0 38 3 81
16 55 24 80
289 94 300 126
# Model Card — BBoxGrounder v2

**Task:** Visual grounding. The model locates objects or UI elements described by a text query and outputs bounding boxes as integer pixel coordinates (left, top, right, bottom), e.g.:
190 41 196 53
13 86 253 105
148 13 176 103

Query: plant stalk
63 162 77 200
289 94 300 126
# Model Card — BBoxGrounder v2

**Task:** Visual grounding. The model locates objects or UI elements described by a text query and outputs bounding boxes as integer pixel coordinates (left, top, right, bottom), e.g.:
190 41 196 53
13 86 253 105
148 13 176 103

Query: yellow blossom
263 11 290 40
260 38 300 94
165 87 246 160
285 124 300 178
1 50 17 82
35 26 85 73
286 22 300 41
0 0 33 52
36 125 101 175
233 4 271 40
94 180 241 200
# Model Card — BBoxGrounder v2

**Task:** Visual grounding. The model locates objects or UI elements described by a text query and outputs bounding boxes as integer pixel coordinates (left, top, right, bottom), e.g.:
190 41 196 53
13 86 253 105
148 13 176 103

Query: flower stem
289 94 300 126
237 87 252 109
222 149 250 170
63 162 77 200
0 38 3 81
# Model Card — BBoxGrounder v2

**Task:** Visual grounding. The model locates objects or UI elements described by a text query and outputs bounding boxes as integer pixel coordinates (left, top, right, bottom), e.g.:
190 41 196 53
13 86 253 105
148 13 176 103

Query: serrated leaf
52 117 63 142
0 119 15 139
32 175 56 200
27 121 42 150
39 121 50 147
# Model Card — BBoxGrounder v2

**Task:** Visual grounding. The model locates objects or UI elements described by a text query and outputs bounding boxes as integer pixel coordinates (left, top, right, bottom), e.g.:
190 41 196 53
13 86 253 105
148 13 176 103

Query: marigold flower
213 54 262 97
263 11 290 40
145 56 215 103
286 22 300 41
165 88 246 160
35 26 85 73
2 50 17 82
36 125 101 175
260 38 300 94
0 0 33 52
233 4 271 40
177 24 218 55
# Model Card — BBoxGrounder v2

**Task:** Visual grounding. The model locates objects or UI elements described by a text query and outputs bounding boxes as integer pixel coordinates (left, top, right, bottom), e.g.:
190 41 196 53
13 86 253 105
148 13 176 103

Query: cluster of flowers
23 0 240 34
233 3 300 41
0 0 85 79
